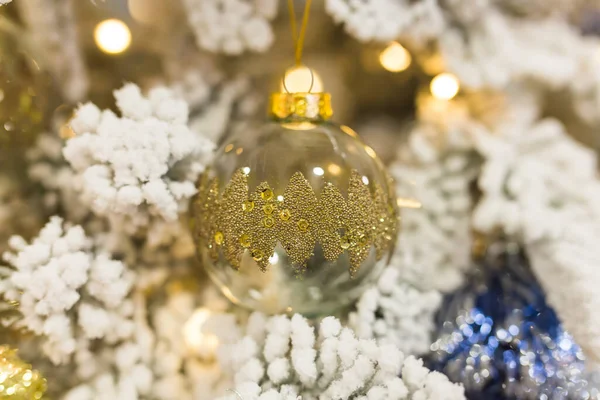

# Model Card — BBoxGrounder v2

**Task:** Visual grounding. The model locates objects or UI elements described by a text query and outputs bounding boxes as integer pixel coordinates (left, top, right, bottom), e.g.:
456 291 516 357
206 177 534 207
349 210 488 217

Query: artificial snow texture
63 84 214 234
214 313 465 399
0 217 135 365
349 267 442 356
181 0 278 55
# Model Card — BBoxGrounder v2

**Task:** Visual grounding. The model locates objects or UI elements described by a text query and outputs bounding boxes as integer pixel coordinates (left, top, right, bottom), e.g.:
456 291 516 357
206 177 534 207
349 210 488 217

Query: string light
379 42 412 73
280 65 323 93
430 73 460 100
183 308 219 360
94 19 131 55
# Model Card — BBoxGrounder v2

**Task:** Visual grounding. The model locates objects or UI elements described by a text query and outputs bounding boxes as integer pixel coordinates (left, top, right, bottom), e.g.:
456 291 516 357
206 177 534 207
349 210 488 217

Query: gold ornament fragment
0 346 46 399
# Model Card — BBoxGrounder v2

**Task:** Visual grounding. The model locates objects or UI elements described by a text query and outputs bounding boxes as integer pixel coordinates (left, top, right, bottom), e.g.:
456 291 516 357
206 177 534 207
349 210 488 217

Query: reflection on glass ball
192 120 398 316
427 242 599 400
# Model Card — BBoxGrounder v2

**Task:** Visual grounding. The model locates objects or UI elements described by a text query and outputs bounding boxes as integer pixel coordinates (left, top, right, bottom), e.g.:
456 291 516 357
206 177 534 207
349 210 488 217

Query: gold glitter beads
195 168 397 275
0 346 46 399
192 119 399 316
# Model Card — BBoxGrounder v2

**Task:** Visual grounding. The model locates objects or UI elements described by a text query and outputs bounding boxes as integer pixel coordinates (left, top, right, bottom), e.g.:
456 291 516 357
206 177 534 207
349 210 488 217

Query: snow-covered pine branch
181 0 278 55
62 83 214 235
0 216 135 365
325 0 592 93
348 267 442 356
471 110 600 368
214 313 465 399
389 95 482 293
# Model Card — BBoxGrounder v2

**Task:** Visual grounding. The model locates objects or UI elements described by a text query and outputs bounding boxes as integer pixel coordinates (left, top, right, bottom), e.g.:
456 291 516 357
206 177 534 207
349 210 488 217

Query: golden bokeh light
183 308 220 360
327 163 342 175
94 19 132 55
430 73 460 100
379 42 412 73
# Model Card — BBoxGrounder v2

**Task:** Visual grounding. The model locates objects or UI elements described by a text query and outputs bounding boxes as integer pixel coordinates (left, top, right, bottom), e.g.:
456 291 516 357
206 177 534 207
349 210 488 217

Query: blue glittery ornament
426 241 599 400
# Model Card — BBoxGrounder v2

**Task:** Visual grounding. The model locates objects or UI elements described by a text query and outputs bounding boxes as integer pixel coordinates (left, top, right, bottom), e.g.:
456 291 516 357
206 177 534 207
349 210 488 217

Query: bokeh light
94 19 132 55
379 42 412 72
183 308 219 360
430 73 460 100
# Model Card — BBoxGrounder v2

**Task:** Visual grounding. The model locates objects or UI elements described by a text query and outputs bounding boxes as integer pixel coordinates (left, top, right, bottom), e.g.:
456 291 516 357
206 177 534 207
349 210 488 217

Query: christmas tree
1 0 600 399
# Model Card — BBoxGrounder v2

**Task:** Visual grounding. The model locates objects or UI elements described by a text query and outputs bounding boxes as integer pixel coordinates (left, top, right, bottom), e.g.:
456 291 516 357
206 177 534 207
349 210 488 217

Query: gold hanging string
287 0 312 66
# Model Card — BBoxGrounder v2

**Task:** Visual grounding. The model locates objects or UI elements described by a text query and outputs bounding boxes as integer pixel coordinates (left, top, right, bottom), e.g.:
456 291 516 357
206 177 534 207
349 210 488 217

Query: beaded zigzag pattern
192 168 398 277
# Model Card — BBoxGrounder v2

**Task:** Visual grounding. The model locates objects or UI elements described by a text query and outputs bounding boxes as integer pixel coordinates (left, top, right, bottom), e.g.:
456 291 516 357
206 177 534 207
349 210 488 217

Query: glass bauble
426 241 598 400
192 93 398 316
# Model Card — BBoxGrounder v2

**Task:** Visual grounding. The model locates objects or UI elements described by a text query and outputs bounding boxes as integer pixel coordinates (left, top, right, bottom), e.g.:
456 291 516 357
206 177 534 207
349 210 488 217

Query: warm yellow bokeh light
430 73 460 100
327 163 342 176
183 308 219 360
94 19 131 54
379 42 412 73
397 197 422 209
280 65 323 93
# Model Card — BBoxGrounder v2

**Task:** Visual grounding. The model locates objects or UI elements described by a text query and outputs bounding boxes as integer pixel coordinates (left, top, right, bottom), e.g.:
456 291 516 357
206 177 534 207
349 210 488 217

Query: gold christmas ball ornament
192 68 399 315
0 345 47 399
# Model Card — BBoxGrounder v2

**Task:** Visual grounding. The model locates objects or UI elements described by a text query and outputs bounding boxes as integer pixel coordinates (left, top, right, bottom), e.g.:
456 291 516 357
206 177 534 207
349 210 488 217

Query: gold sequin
280 209 291 221
193 168 398 276
263 216 275 228
242 200 255 212
251 249 264 261
359 233 368 246
261 188 274 201
240 234 251 248
297 218 309 232
214 231 224 245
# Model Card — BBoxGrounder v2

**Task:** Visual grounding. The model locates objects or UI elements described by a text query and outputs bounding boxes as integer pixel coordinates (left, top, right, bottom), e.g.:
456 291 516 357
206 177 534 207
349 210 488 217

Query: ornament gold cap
269 92 333 122
270 65 333 122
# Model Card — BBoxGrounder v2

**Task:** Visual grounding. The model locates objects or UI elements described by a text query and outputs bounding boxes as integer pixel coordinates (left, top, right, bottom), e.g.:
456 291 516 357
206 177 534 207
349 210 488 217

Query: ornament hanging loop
288 0 312 66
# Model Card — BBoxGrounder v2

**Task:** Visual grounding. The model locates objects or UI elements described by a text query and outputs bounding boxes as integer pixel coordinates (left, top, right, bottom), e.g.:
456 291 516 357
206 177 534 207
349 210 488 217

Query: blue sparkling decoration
426 242 599 400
